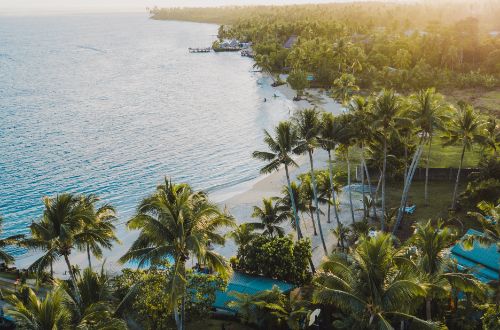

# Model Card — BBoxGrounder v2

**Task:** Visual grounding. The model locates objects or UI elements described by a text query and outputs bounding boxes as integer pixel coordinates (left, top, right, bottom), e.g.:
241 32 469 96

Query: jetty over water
188 47 211 53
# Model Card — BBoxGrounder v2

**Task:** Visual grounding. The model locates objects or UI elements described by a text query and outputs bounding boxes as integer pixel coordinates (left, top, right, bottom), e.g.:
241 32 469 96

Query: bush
457 70 498 88
235 235 312 285
458 178 500 211
114 266 227 329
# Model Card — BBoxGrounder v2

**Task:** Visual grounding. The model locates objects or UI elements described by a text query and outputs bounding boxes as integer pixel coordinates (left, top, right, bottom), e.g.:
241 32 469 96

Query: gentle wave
0 14 292 257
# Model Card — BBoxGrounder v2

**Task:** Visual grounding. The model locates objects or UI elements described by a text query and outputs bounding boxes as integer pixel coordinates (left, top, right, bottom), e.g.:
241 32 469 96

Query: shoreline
14 73 360 275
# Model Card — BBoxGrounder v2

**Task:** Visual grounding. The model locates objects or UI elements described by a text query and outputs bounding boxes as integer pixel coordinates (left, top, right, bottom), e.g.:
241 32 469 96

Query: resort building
450 229 499 283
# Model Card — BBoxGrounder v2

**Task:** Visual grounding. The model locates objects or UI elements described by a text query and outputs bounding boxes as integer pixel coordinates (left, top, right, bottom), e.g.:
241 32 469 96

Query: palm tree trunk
426 297 432 321
393 142 424 234
308 150 328 255
309 208 317 236
181 292 186 330
50 261 53 278
347 148 356 224
361 158 367 219
362 155 378 220
327 201 331 224
87 243 92 269
327 150 341 227
424 136 432 206
451 142 466 210
404 144 408 183
63 254 81 304
381 138 388 231
285 165 303 239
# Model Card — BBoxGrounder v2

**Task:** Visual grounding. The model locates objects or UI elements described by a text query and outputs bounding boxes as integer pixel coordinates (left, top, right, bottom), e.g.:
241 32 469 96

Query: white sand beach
15 74 364 275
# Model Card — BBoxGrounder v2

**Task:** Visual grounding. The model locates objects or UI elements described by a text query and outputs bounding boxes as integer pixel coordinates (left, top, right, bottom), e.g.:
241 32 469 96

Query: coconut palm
249 197 287 237
276 181 307 233
464 200 499 247
0 216 23 265
330 222 349 250
28 193 91 303
334 113 357 224
318 112 346 229
23 218 56 278
442 103 485 210
371 89 404 230
297 173 319 236
119 178 234 330
229 285 310 330
479 117 499 156
410 220 485 320
77 195 120 269
348 95 378 220
407 88 449 206
6 287 72 330
316 169 340 225
65 267 127 329
331 73 359 106
253 121 303 239
227 223 256 248
314 233 434 328
293 108 328 255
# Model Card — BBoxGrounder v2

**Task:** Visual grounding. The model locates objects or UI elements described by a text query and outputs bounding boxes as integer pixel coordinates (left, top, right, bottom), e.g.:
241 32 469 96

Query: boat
188 47 211 53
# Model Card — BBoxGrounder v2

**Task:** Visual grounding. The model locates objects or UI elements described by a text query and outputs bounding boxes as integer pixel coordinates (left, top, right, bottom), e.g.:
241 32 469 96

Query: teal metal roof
214 272 295 312
450 229 499 282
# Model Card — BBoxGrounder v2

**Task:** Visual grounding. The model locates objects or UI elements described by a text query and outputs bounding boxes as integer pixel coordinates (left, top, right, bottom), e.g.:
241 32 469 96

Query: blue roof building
450 229 499 283
214 272 295 313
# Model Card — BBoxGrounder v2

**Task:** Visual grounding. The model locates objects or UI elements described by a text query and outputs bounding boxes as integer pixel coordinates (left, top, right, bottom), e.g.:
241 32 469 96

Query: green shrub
236 235 312 285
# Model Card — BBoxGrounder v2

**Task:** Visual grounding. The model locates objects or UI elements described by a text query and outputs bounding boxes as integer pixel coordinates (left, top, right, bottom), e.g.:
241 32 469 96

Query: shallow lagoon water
0 13 294 258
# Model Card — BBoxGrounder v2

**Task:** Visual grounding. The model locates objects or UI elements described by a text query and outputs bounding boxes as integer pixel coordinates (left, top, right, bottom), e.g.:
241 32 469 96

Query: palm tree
410 220 485 320
254 54 276 83
314 233 434 328
64 267 127 329
293 108 328 255
464 201 499 247
334 113 357 224
330 222 349 250
407 88 449 206
318 112 345 229
249 197 287 237
28 193 91 303
348 95 378 220
316 169 340 225
77 195 120 269
0 216 23 265
276 181 307 234
119 178 234 330
442 103 484 210
331 73 359 106
227 223 256 248
23 218 56 278
228 286 310 330
253 121 303 239
298 173 318 236
371 89 403 230
6 287 72 330
479 117 499 156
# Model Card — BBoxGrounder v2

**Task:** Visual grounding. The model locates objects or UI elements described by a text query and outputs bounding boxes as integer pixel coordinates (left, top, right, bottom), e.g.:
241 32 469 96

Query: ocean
0 13 295 259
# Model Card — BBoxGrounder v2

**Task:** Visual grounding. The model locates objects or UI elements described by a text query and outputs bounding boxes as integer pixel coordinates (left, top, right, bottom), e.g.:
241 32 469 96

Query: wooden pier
188 47 211 53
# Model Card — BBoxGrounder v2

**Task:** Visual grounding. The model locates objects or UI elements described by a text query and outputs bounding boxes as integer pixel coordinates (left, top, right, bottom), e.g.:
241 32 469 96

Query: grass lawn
424 144 481 168
444 88 500 118
187 319 254 330
384 180 460 222
383 180 469 240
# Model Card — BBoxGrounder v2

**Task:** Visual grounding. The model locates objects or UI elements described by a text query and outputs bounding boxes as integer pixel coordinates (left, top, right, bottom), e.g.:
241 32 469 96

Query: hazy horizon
0 0 413 15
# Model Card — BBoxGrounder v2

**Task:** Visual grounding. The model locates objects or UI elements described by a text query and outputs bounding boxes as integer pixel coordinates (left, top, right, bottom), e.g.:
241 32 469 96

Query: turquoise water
0 13 292 257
